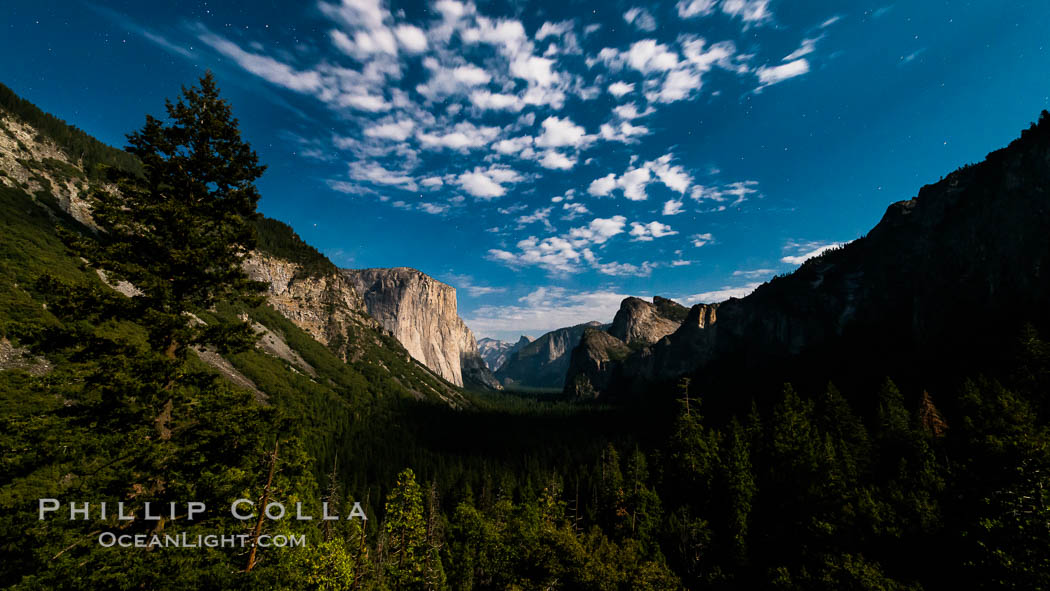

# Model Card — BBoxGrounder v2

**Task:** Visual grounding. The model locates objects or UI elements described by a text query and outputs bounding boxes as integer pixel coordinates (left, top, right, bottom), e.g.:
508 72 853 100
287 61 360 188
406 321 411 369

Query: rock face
495 321 606 389
576 112 1050 398
562 296 691 396
564 329 632 400
0 111 99 228
244 252 378 355
477 336 533 371
341 268 499 390
608 296 689 347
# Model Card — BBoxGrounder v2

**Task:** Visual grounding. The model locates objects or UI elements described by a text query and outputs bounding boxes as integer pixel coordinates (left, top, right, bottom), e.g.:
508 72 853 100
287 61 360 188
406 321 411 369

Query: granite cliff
564 296 691 397
342 267 499 390
608 296 690 347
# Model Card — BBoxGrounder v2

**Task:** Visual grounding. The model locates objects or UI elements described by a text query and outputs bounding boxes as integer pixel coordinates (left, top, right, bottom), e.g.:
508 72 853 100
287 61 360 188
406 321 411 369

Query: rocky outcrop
341 268 498 389
0 111 98 228
608 296 688 347
495 321 606 389
564 329 632 400
581 112 1050 398
477 336 533 372
244 252 380 358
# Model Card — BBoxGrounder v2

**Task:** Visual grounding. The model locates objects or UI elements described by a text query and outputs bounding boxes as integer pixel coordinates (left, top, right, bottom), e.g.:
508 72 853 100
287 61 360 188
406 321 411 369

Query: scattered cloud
465 287 629 338
691 232 715 247
780 240 845 265
676 0 716 19
608 81 635 97
662 199 684 215
445 273 507 297
630 221 678 241
458 165 523 198
623 7 658 32
733 268 776 279
756 58 810 88
683 282 761 304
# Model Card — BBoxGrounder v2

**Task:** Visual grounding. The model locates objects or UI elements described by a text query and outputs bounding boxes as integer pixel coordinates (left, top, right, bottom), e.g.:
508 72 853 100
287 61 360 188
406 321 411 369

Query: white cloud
721 0 772 24
648 154 692 193
489 236 582 273
683 282 761 304
419 202 449 214
691 232 714 247
516 207 553 230
733 268 776 279
587 154 691 200
568 215 627 245
394 24 428 52
198 32 323 93
337 93 391 112
598 121 649 143
623 7 657 32
612 103 652 119
655 67 702 102
690 180 760 206
608 81 635 97
493 136 535 155
780 241 843 265
588 174 617 197
539 150 576 170
420 176 444 188
625 39 679 73
470 90 524 111
591 259 655 276
363 119 415 141
783 37 821 61
663 199 684 215
444 274 506 298
619 167 652 200
511 55 557 86
630 221 678 241
756 58 810 87
348 161 418 190
465 287 629 339
457 165 522 199
676 0 716 18
488 216 653 276
417 122 500 150
536 20 573 40
535 116 591 148
452 64 492 85
416 59 492 100
561 202 590 220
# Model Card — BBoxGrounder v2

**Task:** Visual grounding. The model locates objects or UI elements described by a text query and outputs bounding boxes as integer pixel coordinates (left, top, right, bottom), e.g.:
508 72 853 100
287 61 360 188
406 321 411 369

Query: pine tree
5 74 305 587
384 468 427 590
80 70 265 364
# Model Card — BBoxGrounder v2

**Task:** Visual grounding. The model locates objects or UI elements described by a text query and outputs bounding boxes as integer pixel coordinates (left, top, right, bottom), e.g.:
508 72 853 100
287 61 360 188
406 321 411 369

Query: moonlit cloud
683 282 761 304
756 58 811 88
458 165 523 198
608 81 635 97
663 199 684 215
465 287 630 339
780 241 844 265
629 221 678 241
676 0 716 18
691 232 715 247
186 0 837 291
623 7 658 32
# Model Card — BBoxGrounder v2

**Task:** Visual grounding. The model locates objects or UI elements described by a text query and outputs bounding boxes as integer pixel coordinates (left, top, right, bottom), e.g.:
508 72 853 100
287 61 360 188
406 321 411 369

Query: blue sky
2 1 1049 340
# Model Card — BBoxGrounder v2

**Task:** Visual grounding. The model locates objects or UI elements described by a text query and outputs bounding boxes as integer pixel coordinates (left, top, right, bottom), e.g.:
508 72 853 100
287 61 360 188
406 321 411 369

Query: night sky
3 0 1048 339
